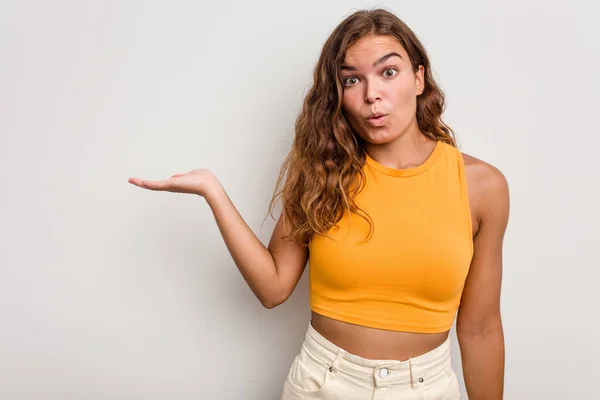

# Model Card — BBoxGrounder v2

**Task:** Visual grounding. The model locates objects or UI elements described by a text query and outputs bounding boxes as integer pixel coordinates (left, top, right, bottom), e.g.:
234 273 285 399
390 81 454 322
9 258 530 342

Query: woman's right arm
205 181 309 308
129 169 309 308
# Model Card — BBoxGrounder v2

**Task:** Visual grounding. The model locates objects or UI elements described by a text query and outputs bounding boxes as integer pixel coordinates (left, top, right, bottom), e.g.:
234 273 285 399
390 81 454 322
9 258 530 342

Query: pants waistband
304 321 452 386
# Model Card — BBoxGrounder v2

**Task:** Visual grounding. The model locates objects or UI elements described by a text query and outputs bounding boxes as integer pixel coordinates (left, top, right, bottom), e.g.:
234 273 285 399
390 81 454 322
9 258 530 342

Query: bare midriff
310 311 450 361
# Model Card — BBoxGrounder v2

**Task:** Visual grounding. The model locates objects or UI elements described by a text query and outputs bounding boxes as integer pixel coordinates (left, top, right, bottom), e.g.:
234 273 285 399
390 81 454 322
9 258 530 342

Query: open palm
128 168 217 197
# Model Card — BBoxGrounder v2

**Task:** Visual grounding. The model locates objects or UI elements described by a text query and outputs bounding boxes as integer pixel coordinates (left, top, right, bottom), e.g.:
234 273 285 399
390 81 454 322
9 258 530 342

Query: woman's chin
359 129 397 145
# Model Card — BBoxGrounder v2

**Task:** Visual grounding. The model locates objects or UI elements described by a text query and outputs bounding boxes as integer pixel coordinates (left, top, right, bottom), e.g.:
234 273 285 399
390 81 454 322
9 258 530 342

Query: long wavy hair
267 8 456 246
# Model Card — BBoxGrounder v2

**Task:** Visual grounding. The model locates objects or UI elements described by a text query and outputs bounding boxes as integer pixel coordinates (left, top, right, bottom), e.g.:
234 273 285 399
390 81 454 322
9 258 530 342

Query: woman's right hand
128 168 219 198
128 166 308 309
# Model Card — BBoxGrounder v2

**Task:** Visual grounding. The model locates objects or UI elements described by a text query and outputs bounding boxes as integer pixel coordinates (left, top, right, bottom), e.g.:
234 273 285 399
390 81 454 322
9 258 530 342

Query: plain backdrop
1 0 599 399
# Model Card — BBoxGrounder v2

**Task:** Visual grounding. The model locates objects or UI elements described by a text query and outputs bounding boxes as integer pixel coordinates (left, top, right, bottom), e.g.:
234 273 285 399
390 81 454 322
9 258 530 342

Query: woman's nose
364 81 382 103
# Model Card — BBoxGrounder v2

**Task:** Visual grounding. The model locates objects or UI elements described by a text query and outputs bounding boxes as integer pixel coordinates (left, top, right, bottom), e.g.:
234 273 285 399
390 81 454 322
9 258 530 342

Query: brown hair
267 8 455 245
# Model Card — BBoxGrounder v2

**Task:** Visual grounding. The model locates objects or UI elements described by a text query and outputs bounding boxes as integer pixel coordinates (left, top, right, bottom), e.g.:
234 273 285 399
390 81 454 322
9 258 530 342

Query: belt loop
330 349 345 374
409 358 414 390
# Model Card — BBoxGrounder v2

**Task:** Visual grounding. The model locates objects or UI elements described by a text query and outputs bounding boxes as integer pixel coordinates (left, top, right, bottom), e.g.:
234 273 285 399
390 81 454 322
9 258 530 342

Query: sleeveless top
308 141 473 333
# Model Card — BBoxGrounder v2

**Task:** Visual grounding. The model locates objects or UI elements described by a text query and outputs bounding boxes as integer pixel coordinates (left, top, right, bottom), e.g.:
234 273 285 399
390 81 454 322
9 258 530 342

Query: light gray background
1 1 598 399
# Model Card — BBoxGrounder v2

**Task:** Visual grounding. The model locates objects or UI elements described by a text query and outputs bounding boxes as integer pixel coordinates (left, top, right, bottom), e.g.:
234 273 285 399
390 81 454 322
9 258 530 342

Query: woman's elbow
259 289 291 309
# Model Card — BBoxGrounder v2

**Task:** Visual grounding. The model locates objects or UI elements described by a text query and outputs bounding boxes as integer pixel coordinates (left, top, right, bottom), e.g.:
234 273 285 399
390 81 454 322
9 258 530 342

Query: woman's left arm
457 156 510 400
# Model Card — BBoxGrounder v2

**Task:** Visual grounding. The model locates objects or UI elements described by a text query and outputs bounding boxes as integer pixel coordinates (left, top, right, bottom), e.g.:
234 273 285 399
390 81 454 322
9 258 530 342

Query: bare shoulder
461 152 510 231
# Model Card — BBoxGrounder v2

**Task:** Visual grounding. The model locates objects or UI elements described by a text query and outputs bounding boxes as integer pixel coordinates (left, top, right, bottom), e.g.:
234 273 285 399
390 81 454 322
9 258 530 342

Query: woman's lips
366 114 387 127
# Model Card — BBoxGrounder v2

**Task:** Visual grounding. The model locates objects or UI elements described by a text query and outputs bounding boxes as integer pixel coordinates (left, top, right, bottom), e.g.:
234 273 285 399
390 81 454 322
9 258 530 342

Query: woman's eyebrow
341 52 403 71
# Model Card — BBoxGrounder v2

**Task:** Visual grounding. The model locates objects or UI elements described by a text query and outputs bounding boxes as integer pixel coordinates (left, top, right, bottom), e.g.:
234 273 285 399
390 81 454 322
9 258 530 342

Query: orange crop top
308 141 473 333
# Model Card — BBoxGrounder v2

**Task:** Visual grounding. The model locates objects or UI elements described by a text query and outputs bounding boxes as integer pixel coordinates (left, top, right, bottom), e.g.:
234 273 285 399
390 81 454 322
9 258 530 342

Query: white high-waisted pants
281 322 461 400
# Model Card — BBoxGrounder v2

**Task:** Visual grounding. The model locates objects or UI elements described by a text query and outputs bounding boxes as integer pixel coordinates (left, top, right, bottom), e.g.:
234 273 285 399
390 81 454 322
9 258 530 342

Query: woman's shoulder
460 151 510 225
460 152 508 191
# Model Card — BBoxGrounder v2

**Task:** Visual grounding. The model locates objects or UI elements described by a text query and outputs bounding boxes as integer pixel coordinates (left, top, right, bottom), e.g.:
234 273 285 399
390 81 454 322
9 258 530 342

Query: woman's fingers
128 178 144 187
128 177 173 191
142 180 167 190
128 170 209 195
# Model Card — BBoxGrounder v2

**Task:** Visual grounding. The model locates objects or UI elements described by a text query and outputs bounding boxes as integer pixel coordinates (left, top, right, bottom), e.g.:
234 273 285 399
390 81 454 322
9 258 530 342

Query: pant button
379 368 389 378
418 377 424 383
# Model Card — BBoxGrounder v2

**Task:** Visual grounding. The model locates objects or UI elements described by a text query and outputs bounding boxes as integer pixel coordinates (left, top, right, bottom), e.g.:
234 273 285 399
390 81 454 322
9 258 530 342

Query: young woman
129 8 509 400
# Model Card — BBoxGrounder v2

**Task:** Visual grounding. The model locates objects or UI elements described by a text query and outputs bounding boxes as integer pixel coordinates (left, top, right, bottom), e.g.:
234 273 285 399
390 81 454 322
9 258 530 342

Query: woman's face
340 34 424 145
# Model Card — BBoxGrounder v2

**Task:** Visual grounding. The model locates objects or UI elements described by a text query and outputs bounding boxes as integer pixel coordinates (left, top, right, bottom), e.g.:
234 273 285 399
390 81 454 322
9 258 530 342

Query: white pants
281 322 461 399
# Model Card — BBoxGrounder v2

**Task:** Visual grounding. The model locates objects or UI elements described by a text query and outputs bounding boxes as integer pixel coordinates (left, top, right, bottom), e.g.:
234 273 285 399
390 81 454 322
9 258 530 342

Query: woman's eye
383 68 398 78
343 77 359 86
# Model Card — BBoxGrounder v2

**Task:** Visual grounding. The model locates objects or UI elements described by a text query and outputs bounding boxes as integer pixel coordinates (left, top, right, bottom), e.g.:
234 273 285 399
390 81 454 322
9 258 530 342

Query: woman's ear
415 65 425 95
